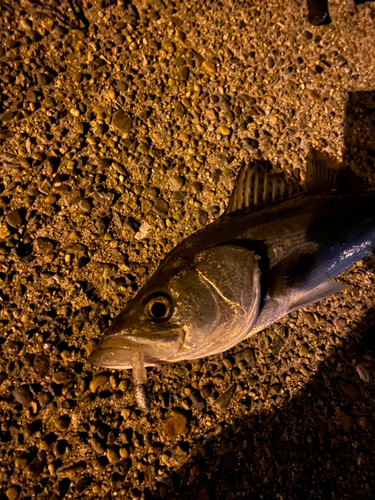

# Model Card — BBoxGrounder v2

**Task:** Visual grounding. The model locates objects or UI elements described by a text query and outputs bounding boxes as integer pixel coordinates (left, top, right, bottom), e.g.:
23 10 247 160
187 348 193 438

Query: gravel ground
1 0 375 499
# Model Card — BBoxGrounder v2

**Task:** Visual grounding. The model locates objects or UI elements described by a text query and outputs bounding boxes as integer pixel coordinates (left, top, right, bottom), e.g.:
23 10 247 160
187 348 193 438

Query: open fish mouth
89 331 182 369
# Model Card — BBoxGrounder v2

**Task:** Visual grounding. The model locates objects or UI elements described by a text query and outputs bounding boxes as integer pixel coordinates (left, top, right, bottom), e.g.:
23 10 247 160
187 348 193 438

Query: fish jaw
89 329 183 369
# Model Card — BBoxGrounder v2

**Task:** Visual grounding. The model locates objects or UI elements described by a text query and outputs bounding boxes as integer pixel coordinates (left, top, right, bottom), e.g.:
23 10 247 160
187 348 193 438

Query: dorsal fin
305 149 342 193
225 161 302 215
306 148 363 194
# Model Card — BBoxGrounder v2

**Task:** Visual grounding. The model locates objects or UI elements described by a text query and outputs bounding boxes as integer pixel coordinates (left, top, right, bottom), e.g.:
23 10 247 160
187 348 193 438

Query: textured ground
2 0 375 499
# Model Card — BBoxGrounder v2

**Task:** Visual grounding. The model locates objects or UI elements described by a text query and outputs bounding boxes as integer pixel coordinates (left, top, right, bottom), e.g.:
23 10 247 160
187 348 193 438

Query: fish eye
144 294 172 320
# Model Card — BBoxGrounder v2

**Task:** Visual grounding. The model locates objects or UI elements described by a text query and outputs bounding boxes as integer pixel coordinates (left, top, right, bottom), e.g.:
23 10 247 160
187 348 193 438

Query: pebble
79 199 91 212
12 386 32 406
189 391 206 411
215 384 236 412
169 175 185 191
202 60 216 74
179 133 190 143
163 411 187 439
234 348 256 368
55 415 71 431
6 209 23 229
303 30 313 41
52 440 67 458
335 55 347 67
305 88 322 103
267 57 275 69
107 448 120 464
52 372 71 384
218 126 231 136
90 373 109 393
112 110 133 133
91 437 105 454
179 66 189 81
356 365 369 383
161 40 175 53
154 198 169 215
5 487 19 500
14 457 28 470
0 222 11 239
65 243 87 255
342 415 355 433
33 237 55 255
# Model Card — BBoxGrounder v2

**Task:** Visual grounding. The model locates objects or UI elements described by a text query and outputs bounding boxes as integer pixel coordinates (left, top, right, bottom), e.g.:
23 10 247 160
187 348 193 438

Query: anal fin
288 281 344 314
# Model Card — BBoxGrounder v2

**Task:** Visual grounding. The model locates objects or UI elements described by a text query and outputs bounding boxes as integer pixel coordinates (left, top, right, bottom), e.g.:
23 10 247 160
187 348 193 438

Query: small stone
91 437 105 454
70 108 80 117
191 182 203 194
303 30 313 41
179 133 190 143
121 408 131 419
52 372 71 384
163 411 187 439
267 57 275 69
215 384 236 412
79 199 91 212
33 237 55 255
6 209 23 228
5 486 19 500
112 111 133 133
218 126 231 136
179 66 189 81
14 456 28 469
52 440 67 458
154 198 169 215
0 223 11 239
343 415 355 432
65 243 87 255
202 60 216 74
234 348 255 368
269 115 278 125
62 462 86 478
90 373 109 393
305 312 316 327
189 391 206 411
12 386 32 406
223 357 234 369
169 175 185 191
162 40 175 53
55 415 71 431
116 80 128 92
107 448 120 464
335 55 347 67
118 380 129 392
305 88 322 103
300 344 309 356
356 365 370 383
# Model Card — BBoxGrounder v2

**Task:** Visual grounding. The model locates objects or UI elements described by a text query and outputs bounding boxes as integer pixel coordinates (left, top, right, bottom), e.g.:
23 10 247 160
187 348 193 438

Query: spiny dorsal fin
305 149 342 193
225 161 302 215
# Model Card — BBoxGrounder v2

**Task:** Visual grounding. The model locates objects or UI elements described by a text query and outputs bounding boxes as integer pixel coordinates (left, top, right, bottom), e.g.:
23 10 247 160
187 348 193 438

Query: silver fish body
90 150 375 408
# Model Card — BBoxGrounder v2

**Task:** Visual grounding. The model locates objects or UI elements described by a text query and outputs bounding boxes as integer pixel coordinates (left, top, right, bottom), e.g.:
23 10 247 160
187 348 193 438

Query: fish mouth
89 331 182 369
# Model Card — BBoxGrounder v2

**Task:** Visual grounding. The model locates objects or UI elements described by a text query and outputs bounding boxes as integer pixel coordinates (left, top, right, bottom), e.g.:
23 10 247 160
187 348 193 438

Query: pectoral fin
288 281 344 314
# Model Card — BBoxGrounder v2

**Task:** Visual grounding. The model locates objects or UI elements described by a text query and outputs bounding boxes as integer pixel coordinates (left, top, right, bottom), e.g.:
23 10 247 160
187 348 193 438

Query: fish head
89 244 261 371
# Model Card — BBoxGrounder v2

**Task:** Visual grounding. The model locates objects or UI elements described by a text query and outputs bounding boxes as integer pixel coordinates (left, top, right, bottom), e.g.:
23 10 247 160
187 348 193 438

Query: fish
90 149 375 412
